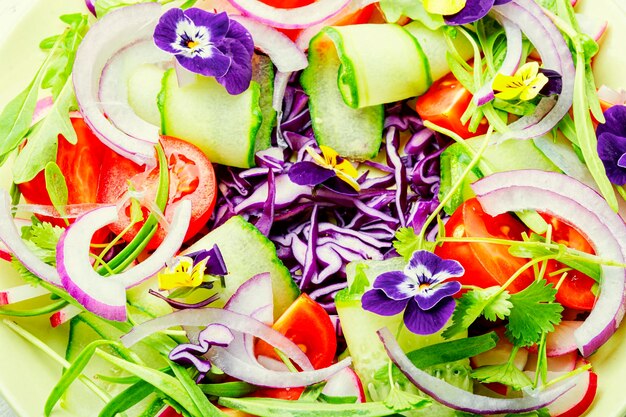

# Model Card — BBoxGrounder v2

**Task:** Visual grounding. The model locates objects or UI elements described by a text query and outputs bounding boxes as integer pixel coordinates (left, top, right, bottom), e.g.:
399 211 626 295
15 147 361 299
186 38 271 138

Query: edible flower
158 246 228 290
153 8 254 95
493 62 549 102
288 145 361 193
596 105 626 185
169 324 234 378
425 0 513 26
361 250 463 335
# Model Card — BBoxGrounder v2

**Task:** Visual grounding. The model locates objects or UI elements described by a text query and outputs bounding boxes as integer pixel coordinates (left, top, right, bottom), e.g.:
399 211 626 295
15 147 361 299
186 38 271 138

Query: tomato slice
415 72 489 139
96 136 217 249
254 294 337 400
19 117 106 209
434 198 534 293
542 214 596 311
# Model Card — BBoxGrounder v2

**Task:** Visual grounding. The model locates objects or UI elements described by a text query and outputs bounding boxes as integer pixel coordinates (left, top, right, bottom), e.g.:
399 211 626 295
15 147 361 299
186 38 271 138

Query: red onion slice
73 3 164 166
230 16 307 73
226 0 351 29
472 170 626 356
207 346 351 388
121 307 313 371
492 0 575 140
99 39 170 141
0 191 61 286
56 200 191 321
378 327 576 414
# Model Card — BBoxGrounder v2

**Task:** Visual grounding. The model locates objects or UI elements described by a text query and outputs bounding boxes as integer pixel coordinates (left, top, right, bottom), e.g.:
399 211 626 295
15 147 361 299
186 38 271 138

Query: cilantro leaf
471 362 532 390
393 227 421 260
443 287 512 338
11 220 64 285
383 387 428 412
379 0 444 29
505 281 563 347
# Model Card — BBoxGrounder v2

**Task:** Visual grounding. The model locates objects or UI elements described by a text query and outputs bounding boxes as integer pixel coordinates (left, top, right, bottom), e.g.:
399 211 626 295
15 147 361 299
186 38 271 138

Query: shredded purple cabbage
208 77 449 313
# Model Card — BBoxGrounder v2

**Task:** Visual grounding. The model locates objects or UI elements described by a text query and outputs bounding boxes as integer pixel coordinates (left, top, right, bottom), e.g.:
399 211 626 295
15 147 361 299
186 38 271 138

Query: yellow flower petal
492 74 519 92
519 73 548 101
319 145 338 167
158 256 203 290
335 171 361 191
494 86 525 101
517 61 540 82
423 0 467 15
334 159 359 179
306 146 330 168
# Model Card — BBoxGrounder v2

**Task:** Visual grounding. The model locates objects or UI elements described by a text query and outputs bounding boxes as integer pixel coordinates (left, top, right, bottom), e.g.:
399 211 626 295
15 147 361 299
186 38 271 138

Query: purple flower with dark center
169 323 234 378
153 8 254 95
361 250 463 335
596 105 626 185
443 0 513 26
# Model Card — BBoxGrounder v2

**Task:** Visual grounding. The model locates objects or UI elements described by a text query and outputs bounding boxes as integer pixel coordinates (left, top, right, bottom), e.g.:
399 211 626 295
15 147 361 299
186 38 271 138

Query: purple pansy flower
153 8 254 95
444 0 513 26
169 323 234 378
596 105 626 185
362 250 463 335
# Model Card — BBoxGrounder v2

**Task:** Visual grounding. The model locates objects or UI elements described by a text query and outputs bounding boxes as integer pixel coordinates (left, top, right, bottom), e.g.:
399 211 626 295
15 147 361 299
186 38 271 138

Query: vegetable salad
0 0 625 416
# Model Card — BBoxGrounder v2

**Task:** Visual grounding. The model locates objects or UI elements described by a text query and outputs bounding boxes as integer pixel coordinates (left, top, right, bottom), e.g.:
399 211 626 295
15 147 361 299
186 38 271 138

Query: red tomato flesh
96 136 217 249
415 72 489 139
434 198 534 293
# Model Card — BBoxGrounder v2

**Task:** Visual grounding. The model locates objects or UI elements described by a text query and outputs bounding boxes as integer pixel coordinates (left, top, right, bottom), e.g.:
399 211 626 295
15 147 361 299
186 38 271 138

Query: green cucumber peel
45 339 125 416
101 142 169 274
219 396 430 417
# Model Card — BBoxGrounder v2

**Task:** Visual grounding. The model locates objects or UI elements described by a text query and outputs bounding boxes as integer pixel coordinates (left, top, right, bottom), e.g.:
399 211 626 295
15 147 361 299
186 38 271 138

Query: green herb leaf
199 382 257 398
298 382 325 402
44 161 69 220
393 227 421 260
379 0 444 29
471 361 532 390
384 387 427 412
347 263 370 296
505 408 551 417
505 280 563 347
443 287 512 338
12 78 77 183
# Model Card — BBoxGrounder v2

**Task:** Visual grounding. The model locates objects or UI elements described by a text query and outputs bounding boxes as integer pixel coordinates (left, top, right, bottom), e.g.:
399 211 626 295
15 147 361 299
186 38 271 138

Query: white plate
0 0 625 416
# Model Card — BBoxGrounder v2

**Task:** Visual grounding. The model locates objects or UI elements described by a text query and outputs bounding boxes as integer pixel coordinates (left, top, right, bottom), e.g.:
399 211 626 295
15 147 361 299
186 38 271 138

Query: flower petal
423 0 467 15
519 73 548 101
154 8 188 54
184 9 230 41
444 0 495 25
538 69 563 96
320 177 360 195
403 297 456 335
224 17 254 57
413 281 462 311
406 250 464 285
288 161 336 186
373 270 417 300
215 37 253 95
176 47 231 78
618 153 626 169
598 131 626 185
361 289 408 316
320 145 339 167
597 105 626 138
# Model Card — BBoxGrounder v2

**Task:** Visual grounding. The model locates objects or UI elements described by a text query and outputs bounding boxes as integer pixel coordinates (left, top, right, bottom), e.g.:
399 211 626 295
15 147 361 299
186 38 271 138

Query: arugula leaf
379 0 444 28
443 287 512 338
505 281 563 347
471 361 532 390
393 227 420 260
44 161 69 220
13 78 77 183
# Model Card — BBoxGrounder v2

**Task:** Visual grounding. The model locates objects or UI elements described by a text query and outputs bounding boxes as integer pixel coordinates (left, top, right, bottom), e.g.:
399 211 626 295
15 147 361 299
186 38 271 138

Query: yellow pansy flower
158 256 207 290
306 145 361 191
423 0 467 15
493 62 549 102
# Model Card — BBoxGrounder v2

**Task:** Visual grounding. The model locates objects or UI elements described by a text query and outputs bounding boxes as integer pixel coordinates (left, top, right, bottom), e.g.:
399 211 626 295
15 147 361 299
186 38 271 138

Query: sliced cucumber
320 24 431 109
127 63 165 127
336 258 463 399
252 54 277 153
301 33 383 160
184 216 299 319
159 68 263 168
403 21 473 82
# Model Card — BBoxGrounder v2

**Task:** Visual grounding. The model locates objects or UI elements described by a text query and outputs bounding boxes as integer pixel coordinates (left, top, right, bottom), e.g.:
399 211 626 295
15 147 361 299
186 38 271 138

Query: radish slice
207 347 351 388
472 170 626 356
120 307 313 371
597 85 626 106
50 304 83 328
230 16 308 73
56 200 191 321
527 321 583 357
524 351 578 373
322 367 365 403
576 13 608 43
378 327 576 414
73 3 164 166
226 0 351 29
471 328 528 370
0 284 49 305
0 191 61 286
99 39 170 141
524 370 598 417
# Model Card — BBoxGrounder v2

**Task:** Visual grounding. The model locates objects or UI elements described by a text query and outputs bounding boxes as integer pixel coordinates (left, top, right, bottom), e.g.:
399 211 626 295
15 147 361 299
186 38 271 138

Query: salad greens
0 0 625 416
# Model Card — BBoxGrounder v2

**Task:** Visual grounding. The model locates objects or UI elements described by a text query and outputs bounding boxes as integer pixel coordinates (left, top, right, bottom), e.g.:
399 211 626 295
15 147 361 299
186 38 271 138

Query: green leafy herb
44 161 69 221
199 382 257 398
393 227 421 260
384 386 427 412
298 382 326 402
505 280 563 347
443 287 512 338
505 408 551 417
378 0 444 29
348 263 370 295
471 347 532 390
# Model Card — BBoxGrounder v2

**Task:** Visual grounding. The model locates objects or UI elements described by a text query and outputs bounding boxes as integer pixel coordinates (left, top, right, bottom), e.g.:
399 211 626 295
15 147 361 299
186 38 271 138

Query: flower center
418 283 431 291
187 40 199 49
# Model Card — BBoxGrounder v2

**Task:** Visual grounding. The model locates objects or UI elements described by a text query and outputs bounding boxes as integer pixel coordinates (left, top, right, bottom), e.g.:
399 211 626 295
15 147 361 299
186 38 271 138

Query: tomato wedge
415 72 489 139
542 214 596 311
254 294 337 400
435 198 534 293
96 136 217 249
